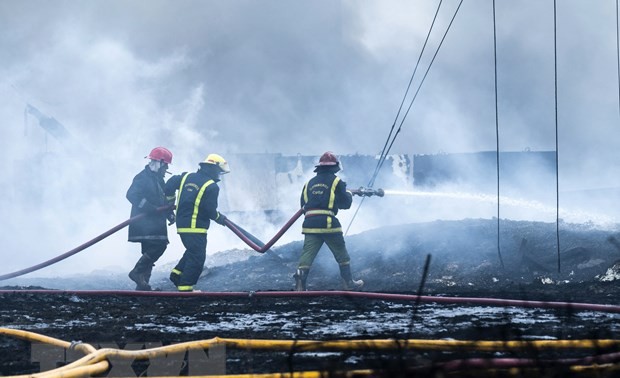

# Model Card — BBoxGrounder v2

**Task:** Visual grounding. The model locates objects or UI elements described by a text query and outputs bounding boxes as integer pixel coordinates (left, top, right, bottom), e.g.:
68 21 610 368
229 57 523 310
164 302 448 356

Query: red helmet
146 147 173 164
316 151 339 167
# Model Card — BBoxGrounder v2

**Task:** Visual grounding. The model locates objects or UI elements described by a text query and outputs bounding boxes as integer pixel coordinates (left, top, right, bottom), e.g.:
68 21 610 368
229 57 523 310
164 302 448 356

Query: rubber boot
169 268 182 286
339 264 364 291
129 255 153 291
294 268 309 291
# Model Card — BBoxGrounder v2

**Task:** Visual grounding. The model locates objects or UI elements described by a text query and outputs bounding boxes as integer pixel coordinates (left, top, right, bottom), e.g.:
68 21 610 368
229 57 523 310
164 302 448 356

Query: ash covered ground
2 218 620 376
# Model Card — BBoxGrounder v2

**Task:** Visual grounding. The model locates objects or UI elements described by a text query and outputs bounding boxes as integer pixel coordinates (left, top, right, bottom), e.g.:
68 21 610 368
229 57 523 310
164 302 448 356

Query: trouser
176 233 207 286
298 233 350 270
129 240 167 289
132 240 167 275
141 240 167 262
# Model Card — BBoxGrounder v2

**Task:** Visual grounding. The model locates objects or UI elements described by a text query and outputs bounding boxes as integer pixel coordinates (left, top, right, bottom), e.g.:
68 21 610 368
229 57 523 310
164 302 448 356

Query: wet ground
1 218 620 376
1 290 619 376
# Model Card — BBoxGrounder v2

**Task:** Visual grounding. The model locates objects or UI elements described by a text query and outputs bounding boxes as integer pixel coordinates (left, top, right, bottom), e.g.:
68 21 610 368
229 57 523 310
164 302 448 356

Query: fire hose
0 205 175 281
223 188 384 253
0 187 384 281
2 327 620 377
0 206 298 281
224 209 303 254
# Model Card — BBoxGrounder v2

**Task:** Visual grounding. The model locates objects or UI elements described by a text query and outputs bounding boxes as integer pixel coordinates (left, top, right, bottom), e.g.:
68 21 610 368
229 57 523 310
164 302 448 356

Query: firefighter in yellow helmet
295 151 364 291
164 154 230 292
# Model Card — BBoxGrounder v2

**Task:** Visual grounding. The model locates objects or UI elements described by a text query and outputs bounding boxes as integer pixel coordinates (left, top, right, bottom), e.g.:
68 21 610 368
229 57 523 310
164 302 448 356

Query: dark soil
1 218 620 376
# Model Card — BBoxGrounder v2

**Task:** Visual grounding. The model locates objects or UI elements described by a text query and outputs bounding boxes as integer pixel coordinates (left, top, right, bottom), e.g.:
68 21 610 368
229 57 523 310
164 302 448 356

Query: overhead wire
375 0 464 182
617 0 620 120
345 0 445 236
346 0 464 235
553 0 561 273
367 0 445 189
492 0 505 269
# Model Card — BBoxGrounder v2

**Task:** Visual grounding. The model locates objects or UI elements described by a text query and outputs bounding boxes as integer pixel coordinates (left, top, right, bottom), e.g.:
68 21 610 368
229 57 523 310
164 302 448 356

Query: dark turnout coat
164 168 221 234
300 170 352 234
126 166 170 242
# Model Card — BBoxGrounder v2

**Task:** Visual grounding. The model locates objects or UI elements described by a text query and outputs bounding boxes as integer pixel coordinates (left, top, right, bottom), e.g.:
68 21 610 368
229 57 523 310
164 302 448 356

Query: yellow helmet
202 153 230 174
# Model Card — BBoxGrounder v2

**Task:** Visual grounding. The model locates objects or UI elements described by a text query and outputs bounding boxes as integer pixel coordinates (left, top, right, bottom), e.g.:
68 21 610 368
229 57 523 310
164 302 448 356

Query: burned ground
1 218 619 376
197 218 620 298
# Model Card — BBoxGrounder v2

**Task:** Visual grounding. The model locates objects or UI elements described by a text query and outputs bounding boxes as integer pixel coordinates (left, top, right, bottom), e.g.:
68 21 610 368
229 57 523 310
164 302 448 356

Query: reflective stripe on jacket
165 170 220 234
300 172 352 234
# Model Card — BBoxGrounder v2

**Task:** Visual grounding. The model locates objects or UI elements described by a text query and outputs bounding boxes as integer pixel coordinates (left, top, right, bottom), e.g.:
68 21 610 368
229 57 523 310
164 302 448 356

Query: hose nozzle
351 187 385 197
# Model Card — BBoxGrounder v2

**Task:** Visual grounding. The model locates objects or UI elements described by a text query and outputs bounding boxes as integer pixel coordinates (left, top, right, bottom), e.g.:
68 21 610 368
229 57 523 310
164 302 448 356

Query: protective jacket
126 166 170 242
165 168 222 234
300 171 352 234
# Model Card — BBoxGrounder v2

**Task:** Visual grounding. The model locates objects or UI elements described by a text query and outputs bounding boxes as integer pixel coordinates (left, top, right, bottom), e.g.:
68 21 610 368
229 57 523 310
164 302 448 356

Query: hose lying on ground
2 289 619 314
2 328 620 378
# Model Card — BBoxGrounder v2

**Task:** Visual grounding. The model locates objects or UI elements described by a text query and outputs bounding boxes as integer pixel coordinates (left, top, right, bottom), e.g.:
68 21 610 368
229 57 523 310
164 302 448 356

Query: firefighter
164 154 230 292
126 147 175 291
294 151 364 291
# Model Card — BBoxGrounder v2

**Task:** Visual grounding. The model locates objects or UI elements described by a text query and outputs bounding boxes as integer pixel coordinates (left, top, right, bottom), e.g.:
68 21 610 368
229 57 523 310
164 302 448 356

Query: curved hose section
0 205 174 281
0 328 96 355
2 328 620 377
1 289 619 314
0 205 289 280
224 209 303 253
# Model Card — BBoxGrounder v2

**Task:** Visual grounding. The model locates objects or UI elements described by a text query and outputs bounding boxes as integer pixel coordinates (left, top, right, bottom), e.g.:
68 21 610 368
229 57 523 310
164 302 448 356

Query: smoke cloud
1 0 618 279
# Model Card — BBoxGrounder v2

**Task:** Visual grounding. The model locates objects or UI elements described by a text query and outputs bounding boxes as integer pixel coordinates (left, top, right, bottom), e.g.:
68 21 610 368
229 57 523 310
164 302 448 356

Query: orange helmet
316 151 339 167
146 147 173 164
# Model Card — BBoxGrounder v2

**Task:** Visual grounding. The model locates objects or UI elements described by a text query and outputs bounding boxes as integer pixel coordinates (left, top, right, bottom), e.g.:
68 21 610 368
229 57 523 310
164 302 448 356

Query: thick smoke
1 0 619 280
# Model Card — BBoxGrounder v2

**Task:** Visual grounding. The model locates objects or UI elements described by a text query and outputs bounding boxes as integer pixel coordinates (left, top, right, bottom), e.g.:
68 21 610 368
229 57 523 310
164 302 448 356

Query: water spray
380 189 617 225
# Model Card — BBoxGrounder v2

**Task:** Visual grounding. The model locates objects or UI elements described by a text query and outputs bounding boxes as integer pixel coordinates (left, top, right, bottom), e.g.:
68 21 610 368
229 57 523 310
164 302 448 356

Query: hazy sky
1 0 619 278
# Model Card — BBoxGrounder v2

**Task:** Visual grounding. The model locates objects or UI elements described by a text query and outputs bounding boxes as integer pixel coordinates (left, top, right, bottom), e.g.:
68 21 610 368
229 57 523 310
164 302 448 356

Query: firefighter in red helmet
294 151 364 291
126 147 175 291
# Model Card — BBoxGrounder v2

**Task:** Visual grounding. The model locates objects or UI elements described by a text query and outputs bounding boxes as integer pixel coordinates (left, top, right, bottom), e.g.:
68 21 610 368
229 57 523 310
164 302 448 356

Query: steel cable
346 0 463 235
553 0 561 272
617 0 620 121
368 0 445 189
492 0 505 269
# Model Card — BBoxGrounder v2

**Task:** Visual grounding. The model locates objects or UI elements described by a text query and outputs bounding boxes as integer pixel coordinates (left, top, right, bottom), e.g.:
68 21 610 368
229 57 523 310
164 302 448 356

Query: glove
214 212 227 226
167 212 176 226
